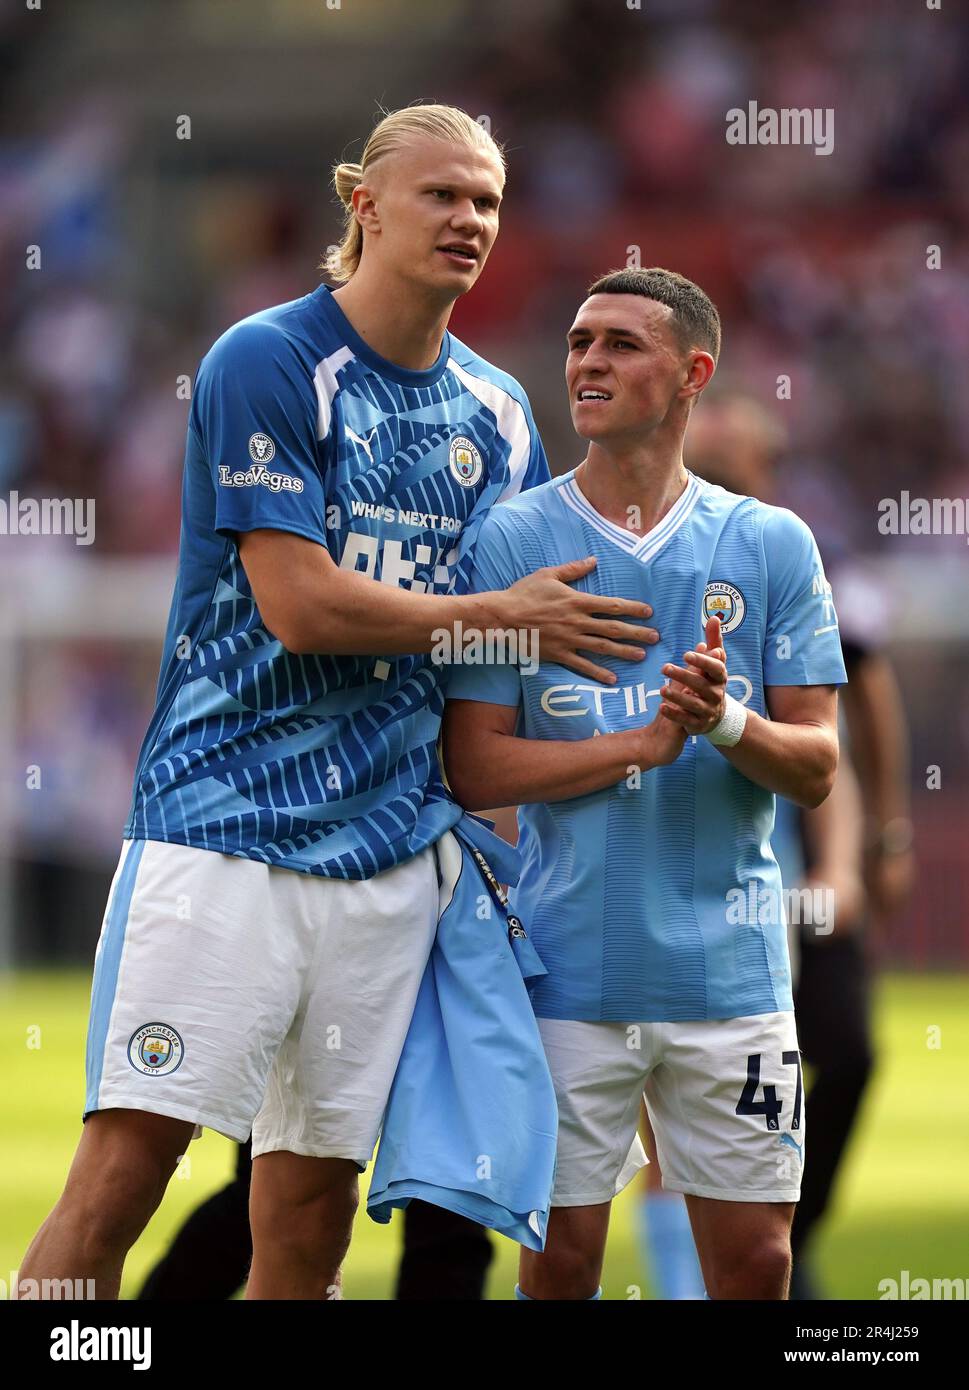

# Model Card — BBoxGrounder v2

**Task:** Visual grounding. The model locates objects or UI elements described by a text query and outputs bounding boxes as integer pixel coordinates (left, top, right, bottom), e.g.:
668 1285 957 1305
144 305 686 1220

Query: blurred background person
685 395 915 1300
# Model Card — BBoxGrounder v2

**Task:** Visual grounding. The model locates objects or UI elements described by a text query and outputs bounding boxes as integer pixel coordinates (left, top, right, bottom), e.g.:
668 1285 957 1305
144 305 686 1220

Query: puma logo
346 426 377 463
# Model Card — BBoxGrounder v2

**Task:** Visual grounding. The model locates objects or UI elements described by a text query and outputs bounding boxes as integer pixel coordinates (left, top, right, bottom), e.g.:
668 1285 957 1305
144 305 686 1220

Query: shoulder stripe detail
446 358 531 501
313 346 354 440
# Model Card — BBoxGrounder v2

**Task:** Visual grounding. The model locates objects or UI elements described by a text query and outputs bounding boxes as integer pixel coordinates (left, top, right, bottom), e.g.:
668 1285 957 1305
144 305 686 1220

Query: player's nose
450 200 485 234
577 342 609 374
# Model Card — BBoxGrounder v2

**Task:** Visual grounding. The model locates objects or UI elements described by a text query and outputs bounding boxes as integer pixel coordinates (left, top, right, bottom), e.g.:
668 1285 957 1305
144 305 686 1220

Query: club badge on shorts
448 435 483 487
128 1023 184 1077
702 581 746 633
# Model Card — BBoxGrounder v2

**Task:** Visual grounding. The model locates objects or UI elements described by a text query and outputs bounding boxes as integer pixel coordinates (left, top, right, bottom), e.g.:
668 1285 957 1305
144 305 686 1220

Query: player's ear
683 351 716 400
351 183 381 234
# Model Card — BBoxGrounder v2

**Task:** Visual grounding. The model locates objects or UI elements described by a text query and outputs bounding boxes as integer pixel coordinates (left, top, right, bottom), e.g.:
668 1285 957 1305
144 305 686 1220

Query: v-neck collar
558 468 704 564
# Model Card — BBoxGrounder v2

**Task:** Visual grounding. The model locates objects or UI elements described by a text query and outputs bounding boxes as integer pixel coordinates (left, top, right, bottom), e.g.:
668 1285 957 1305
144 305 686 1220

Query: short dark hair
586 267 721 362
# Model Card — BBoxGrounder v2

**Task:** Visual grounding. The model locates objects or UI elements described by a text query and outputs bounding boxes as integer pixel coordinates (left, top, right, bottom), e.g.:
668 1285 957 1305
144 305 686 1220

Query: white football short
538 1010 805 1206
84 837 439 1163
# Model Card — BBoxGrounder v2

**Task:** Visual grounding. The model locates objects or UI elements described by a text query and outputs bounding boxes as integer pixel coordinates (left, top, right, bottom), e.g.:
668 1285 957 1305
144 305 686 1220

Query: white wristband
706 693 747 747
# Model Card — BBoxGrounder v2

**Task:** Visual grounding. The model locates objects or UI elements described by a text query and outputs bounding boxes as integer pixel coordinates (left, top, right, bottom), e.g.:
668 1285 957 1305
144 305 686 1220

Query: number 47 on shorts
736 1051 803 1131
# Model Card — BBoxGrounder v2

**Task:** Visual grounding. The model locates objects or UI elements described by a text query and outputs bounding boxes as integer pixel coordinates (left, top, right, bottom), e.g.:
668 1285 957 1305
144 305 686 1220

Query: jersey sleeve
192 320 328 545
762 508 848 686
446 513 524 708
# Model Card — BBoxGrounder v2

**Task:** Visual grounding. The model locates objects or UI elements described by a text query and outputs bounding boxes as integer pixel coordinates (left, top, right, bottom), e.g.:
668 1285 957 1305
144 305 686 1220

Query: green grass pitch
1 970 965 1300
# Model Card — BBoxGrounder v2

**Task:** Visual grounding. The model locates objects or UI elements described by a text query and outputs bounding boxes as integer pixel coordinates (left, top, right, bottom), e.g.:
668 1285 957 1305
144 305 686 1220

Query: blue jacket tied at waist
367 814 557 1251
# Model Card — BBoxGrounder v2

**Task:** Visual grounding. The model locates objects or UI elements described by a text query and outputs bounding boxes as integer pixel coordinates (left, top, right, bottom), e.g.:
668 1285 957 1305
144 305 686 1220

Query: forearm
280 567 506 656
843 657 911 833
716 708 838 809
802 759 863 877
447 728 651 811
801 762 866 933
241 532 658 677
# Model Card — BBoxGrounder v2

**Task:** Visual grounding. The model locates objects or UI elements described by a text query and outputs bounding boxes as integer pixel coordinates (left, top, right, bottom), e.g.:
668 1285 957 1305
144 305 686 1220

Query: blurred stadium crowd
1 0 967 961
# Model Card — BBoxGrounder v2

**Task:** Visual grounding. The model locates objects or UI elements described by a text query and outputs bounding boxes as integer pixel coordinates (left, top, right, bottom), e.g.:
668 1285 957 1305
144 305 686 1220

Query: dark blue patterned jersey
125 285 549 877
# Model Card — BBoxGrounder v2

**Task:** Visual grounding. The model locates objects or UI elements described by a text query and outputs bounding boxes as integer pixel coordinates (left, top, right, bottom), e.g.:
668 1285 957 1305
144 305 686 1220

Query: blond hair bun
332 162 363 208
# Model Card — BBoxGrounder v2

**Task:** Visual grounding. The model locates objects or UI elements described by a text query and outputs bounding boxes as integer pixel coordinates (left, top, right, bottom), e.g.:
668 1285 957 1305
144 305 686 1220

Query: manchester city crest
702 581 746 634
448 435 483 488
127 1023 184 1077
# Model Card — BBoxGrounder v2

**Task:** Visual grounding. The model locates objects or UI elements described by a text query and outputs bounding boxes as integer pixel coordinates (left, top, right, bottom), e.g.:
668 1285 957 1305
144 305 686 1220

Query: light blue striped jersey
125 285 549 878
447 470 847 1021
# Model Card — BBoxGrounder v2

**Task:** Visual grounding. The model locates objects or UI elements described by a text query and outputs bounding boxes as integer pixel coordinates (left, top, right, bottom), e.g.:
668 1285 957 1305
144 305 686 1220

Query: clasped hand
641 616 728 766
